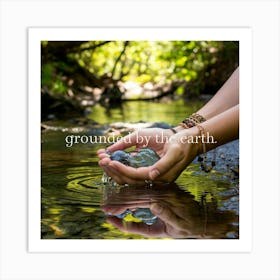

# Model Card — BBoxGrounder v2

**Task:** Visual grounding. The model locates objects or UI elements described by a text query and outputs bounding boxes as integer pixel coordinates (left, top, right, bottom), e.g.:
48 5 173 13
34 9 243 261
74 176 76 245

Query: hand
101 183 205 238
98 127 200 184
103 202 204 238
101 183 237 239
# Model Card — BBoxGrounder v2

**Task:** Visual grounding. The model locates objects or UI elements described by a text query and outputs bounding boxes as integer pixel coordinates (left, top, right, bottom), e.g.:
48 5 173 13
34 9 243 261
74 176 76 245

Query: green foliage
41 40 238 103
73 41 237 85
41 62 67 95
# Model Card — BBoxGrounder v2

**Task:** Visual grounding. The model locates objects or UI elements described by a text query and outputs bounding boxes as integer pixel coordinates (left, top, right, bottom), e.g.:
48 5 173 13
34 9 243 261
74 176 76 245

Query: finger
153 160 185 182
98 157 111 167
106 217 165 237
106 132 137 152
106 217 126 230
101 205 129 215
109 160 151 181
102 202 152 215
148 145 183 180
150 202 186 230
102 165 127 185
98 152 110 160
103 164 146 185
97 148 106 155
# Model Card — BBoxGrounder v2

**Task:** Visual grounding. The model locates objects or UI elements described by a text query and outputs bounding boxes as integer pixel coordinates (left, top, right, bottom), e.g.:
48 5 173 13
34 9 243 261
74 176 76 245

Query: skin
104 202 202 238
98 67 239 184
173 67 239 133
102 184 237 238
196 67 239 119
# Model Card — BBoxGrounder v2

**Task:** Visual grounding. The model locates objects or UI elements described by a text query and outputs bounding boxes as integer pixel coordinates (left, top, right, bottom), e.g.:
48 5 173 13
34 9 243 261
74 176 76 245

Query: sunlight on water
88 99 204 125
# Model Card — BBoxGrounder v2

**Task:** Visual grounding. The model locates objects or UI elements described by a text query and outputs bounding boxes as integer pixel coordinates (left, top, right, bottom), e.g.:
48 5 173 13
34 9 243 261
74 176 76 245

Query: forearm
199 104 239 152
196 67 239 119
173 67 239 133
174 104 239 154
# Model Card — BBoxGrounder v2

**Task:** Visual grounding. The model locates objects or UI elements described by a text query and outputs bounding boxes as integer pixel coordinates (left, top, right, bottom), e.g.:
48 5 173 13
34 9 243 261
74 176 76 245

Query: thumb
106 132 136 152
150 203 176 224
149 169 160 180
148 146 181 180
150 203 183 230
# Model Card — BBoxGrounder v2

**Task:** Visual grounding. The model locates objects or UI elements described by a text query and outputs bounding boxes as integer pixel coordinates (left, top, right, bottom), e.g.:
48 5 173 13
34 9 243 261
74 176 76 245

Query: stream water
41 100 239 239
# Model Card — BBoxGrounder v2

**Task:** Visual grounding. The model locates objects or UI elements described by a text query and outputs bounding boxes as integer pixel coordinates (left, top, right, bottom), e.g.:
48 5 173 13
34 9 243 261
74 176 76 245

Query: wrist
172 126 201 157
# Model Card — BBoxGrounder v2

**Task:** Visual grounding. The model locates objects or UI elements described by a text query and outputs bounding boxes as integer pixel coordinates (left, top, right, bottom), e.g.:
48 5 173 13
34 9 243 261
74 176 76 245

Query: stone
109 148 160 168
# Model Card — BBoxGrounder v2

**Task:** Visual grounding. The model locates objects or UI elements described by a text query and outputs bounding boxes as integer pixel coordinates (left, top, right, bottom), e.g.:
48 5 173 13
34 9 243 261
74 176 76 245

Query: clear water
41 100 239 239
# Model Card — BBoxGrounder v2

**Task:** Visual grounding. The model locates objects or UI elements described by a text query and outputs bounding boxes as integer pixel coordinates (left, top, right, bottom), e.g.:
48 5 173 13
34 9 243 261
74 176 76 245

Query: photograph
40 40 240 240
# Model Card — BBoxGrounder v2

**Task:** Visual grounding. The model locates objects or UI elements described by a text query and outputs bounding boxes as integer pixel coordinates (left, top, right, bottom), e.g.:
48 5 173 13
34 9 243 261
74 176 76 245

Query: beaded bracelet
190 113 206 123
180 113 206 129
171 115 216 173
196 124 216 173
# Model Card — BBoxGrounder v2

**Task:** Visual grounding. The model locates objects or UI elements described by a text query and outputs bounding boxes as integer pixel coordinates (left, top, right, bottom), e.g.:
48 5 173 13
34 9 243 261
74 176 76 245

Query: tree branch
79 41 111 52
111 41 129 79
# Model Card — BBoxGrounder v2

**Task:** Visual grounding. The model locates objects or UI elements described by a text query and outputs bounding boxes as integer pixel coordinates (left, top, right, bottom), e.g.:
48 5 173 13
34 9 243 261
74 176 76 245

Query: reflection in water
101 183 238 239
113 208 158 225
88 100 204 125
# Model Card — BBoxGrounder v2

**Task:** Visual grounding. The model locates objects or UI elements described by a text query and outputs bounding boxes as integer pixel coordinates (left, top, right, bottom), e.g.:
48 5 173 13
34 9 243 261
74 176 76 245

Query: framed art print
1 0 280 279
28 27 252 253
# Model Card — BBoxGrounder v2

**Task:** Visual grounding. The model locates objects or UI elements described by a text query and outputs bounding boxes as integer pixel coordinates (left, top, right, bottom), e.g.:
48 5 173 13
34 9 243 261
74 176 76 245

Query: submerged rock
113 208 158 225
132 208 158 225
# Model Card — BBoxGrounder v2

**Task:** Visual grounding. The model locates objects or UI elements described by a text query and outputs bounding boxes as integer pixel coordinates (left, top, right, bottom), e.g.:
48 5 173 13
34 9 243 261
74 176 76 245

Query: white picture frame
1 1 279 279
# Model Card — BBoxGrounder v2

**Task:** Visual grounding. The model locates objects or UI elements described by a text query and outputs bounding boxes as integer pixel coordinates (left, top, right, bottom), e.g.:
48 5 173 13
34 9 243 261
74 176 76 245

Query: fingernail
149 169 160 180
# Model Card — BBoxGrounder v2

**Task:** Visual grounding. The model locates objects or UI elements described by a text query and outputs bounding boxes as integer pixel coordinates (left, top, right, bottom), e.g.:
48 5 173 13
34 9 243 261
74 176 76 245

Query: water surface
41 100 239 239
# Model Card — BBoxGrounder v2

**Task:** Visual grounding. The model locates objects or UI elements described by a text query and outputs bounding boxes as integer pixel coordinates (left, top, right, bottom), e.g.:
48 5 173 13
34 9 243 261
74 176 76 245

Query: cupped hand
101 183 238 239
102 202 203 238
101 183 203 238
98 126 200 184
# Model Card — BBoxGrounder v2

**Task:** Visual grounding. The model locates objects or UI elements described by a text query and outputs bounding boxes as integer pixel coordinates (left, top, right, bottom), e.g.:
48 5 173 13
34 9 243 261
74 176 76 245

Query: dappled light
41 41 238 120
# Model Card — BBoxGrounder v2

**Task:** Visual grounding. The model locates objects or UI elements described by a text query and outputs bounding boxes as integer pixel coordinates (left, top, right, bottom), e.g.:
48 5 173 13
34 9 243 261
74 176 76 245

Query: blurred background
41 41 239 121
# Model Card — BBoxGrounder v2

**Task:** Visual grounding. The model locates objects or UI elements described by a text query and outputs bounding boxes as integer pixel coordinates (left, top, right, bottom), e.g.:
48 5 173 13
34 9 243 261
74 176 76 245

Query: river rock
101 148 160 186
108 148 160 168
